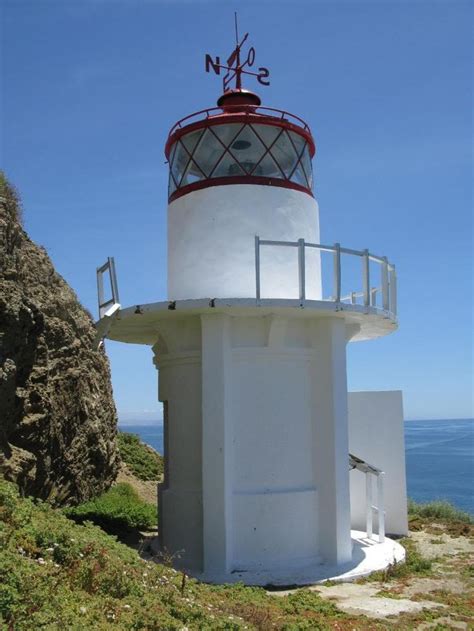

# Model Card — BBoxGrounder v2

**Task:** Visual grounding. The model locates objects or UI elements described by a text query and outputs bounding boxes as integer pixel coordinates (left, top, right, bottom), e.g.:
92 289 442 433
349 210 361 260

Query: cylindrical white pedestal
167 185 321 301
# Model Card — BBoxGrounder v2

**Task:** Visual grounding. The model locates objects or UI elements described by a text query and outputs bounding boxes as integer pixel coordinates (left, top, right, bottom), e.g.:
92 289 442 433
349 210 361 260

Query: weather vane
205 13 270 92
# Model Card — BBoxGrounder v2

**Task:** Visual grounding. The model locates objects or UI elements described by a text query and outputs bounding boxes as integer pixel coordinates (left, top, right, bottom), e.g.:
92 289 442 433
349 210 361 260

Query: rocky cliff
0 174 119 505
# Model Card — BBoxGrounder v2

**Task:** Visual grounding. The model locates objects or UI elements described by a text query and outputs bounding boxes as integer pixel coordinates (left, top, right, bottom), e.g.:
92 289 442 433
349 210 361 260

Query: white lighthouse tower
96 27 407 584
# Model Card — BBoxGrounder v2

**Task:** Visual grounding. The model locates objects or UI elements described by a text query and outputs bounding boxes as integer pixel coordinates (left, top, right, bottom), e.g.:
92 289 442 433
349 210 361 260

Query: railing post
97 266 104 314
255 235 261 302
109 257 120 304
382 257 389 311
362 249 370 308
366 472 373 540
389 265 397 317
370 287 377 307
298 238 306 304
351 291 356 304
377 473 385 543
333 242 341 304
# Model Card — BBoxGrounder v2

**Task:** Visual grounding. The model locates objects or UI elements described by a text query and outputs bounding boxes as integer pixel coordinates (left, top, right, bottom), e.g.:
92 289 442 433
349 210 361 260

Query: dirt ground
270 526 474 629
115 463 159 505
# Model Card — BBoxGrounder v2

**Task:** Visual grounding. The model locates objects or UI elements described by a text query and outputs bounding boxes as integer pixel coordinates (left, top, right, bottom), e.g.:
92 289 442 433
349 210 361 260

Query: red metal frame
168 176 313 203
165 105 315 159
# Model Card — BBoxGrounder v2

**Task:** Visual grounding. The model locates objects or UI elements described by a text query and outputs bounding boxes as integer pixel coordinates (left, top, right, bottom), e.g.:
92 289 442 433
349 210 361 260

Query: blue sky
2 0 472 422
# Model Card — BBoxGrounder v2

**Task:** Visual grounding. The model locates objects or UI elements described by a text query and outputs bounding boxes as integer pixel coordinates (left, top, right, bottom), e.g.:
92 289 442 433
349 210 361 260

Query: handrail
96 257 121 320
350 453 385 543
255 236 397 317
168 104 312 137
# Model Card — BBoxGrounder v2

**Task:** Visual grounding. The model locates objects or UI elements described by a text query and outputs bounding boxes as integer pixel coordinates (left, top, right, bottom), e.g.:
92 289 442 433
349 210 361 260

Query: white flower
17 547 25 555
123 605 131 610
78 553 84 558
46 547 54 553
79 607 87 615
37 558 45 565
70 538 75 543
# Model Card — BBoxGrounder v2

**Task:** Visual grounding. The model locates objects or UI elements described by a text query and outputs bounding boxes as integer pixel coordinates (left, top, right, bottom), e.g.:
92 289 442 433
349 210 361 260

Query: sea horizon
119 418 474 515
119 417 474 426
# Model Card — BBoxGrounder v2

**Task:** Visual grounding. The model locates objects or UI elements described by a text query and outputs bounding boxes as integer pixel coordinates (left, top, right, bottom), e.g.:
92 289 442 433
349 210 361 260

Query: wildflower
53 543 59 547
46 547 54 553
17 547 25 555
123 604 131 610
106 612 115 620
70 538 75 542
79 553 84 558
79 607 87 615
37 558 45 565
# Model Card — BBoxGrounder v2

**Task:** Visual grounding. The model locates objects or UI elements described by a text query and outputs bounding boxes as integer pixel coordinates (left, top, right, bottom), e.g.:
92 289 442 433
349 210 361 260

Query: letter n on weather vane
205 14 271 92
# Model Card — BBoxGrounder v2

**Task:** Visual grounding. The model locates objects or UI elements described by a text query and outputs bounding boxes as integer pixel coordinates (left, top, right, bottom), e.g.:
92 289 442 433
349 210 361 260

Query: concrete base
183 531 405 586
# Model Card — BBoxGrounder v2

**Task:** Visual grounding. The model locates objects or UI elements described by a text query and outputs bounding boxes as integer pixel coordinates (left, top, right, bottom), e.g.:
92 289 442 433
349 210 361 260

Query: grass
408 499 473 524
1 476 471 630
117 431 163 481
0 477 375 630
64 483 157 535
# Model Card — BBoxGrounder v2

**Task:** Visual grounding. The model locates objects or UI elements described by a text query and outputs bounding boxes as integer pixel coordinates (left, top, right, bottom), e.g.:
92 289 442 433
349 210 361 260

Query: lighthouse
96 25 408 584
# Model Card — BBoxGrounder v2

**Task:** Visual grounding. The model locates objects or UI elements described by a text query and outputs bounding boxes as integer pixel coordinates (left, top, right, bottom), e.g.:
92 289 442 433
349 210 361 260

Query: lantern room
166 91 315 202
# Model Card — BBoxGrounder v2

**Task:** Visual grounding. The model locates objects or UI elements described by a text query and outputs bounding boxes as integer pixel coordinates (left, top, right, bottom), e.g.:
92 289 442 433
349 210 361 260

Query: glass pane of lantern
287 130 306 156
212 152 246 178
227 125 266 174
251 124 282 148
212 123 245 146
299 145 313 189
168 174 177 196
192 128 226 177
181 128 205 155
170 141 190 187
289 161 309 187
181 159 206 186
271 130 299 175
255 151 283 178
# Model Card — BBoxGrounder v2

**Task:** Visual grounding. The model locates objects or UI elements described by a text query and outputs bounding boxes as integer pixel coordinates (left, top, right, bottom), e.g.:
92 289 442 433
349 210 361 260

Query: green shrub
408 499 472 524
64 483 156 533
118 431 163 480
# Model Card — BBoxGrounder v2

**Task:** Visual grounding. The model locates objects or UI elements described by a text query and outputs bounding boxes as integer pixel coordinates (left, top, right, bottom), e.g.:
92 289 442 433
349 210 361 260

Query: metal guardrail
167 104 312 136
350 453 386 543
96 257 120 320
255 236 397 317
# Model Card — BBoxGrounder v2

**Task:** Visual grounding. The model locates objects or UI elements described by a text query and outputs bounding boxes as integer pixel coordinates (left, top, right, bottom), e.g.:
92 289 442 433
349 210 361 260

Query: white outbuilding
96 63 408 585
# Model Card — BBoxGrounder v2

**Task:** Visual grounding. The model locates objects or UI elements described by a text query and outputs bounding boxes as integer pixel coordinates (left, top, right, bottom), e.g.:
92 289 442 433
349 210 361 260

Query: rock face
0 174 119 505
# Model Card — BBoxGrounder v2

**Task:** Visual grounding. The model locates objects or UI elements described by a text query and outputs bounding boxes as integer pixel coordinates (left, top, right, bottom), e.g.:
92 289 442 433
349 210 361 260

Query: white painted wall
153 313 354 582
348 391 408 536
168 185 321 301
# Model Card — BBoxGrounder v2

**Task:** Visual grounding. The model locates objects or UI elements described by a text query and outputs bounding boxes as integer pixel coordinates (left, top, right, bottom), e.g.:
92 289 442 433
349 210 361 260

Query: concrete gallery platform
151 530 405 586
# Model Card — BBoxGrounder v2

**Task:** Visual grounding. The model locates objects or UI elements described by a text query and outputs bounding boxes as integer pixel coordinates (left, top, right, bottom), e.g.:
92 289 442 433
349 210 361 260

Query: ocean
119 418 474 515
